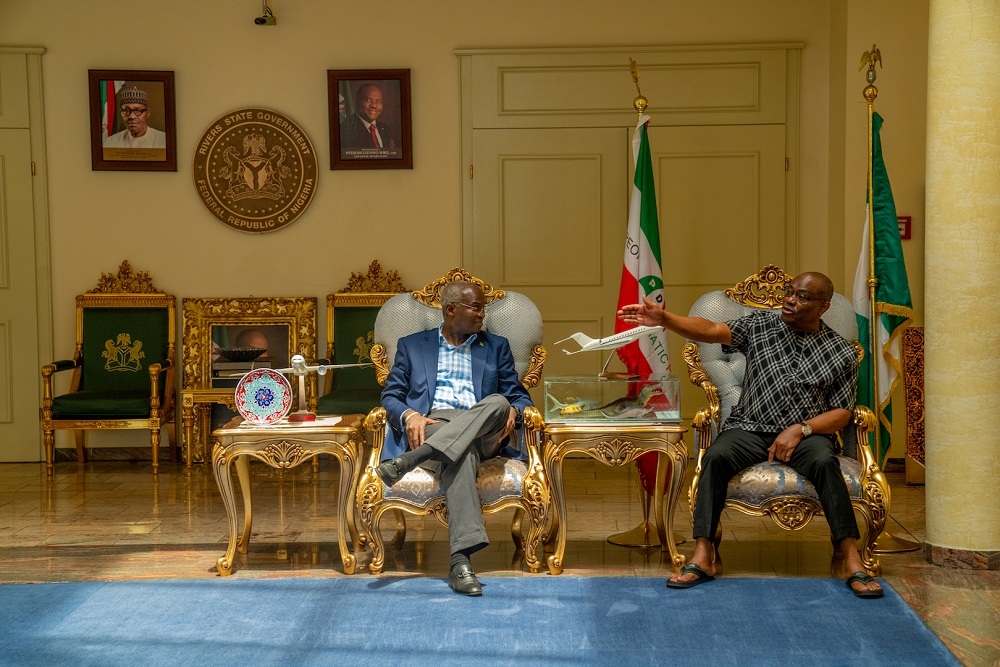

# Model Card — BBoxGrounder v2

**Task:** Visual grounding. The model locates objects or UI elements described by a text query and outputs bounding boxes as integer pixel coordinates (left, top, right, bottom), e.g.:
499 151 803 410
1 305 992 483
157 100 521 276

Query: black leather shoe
374 458 406 486
449 563 483 596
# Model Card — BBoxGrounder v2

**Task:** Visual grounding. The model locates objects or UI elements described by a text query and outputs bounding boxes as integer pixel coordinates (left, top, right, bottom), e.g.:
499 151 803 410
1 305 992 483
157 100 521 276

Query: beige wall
1 1 928 454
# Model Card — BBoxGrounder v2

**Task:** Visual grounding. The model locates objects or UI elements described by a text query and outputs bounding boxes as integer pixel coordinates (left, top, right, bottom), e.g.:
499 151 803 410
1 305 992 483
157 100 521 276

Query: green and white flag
852 112 913 468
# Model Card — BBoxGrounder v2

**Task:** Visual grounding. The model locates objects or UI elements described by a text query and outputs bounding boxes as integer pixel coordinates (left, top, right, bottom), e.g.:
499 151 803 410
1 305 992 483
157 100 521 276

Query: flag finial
859 44 882 103
629 58 648 117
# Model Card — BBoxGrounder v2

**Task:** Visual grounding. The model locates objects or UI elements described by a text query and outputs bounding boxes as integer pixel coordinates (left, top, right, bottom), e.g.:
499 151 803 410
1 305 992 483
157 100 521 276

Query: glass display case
543 375 681 423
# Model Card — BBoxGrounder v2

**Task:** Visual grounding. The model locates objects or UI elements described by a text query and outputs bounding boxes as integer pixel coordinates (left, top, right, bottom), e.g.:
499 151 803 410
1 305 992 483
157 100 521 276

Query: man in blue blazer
377 280 533 596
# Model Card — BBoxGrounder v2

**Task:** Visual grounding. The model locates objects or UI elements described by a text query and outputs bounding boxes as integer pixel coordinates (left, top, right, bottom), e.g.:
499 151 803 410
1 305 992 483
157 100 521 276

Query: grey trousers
692 428 861 543
420 394 512 554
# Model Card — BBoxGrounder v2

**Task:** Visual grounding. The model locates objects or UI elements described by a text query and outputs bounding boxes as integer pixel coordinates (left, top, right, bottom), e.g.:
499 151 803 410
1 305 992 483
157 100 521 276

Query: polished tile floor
0 454 997 666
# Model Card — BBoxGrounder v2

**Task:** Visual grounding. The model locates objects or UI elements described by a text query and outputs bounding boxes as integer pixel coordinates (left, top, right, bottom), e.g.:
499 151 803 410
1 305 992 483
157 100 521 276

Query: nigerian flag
852 112 913 468
615 115 670 377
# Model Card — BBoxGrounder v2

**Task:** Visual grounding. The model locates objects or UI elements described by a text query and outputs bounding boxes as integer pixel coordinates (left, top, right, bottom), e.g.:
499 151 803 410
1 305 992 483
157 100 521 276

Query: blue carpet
0 576 956 666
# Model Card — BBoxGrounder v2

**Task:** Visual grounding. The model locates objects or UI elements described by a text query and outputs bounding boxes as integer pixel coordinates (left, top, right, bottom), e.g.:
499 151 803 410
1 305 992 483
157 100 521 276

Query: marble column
924 0 1000 569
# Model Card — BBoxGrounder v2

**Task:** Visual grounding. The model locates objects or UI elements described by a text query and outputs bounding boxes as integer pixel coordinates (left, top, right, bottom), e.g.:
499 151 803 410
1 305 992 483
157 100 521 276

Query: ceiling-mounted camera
254 1 276 25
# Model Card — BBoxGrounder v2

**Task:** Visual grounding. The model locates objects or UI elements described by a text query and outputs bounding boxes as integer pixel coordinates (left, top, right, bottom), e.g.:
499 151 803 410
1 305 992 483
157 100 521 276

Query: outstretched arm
617 296 732 345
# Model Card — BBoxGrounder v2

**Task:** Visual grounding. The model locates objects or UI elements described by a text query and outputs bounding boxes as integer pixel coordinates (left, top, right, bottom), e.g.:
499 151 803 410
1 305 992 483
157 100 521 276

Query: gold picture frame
181 297 318 393
88 69 177 171
328 68 413 170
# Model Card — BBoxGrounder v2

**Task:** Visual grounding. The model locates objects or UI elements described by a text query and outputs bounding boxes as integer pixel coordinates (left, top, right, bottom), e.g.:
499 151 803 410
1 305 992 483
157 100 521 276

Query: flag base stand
607 521 684 548
873 529 921 554
607 478 685 548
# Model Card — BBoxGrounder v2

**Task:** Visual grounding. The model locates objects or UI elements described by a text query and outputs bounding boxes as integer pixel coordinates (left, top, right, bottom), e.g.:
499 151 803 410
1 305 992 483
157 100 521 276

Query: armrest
41 359 77 377
40 359 79 415
362 406 387 472
682 342 722 435
852 404 878 468
523 406 544 457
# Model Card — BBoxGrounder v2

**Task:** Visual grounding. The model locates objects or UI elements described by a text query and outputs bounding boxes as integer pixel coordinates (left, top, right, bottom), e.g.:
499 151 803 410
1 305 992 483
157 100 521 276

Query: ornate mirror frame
181 297 317 391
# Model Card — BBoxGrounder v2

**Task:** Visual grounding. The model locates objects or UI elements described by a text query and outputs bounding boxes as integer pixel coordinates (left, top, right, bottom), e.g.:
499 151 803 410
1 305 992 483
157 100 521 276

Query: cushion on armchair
726 458 866 508
51 389 153 419
384 457 530 507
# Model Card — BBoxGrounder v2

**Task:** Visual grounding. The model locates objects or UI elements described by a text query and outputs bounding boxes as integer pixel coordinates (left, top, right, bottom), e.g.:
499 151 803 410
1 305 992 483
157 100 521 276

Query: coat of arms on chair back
80 307 171 393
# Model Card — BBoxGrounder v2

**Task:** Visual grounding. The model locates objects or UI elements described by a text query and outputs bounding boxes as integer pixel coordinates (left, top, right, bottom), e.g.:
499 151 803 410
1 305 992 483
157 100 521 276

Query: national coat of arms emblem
192 108 317 233
103 333 144 372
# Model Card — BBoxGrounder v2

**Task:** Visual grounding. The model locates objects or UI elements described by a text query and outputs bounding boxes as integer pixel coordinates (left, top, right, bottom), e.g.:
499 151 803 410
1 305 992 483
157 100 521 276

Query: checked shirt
430 327 478 412
722 311 857 433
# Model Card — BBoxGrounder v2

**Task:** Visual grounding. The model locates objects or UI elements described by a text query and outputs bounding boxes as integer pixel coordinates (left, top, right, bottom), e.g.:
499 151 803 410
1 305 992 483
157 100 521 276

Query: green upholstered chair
40 261 177 475
315 261 406 417
316 292 399 416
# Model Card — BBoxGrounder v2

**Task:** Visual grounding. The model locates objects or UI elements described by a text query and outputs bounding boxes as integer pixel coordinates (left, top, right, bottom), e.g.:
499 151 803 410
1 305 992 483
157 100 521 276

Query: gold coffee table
211 415 365 576
528 417 688 574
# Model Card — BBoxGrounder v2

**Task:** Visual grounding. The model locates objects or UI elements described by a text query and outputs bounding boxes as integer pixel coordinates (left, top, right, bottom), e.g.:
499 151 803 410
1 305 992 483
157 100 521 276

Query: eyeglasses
120 107 148 117
456 302 486 314
783 286 824 304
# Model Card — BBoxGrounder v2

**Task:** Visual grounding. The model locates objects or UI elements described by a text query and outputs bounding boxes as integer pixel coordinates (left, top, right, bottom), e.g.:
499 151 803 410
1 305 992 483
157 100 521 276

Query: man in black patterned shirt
618 272 883 598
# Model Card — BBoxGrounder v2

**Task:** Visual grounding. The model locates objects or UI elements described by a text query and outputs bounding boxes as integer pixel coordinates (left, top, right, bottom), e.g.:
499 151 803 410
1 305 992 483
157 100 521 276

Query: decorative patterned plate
234 368 292 425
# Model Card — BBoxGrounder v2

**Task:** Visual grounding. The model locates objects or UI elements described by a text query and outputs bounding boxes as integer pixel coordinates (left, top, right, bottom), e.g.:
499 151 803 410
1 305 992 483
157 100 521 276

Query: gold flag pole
860 44 919 554
608 58 683 550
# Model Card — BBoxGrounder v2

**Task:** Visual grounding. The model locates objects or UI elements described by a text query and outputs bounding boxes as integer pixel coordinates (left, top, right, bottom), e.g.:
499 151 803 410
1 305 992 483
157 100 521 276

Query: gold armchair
356 268 549 574
682 265 888 574
39 261 177 475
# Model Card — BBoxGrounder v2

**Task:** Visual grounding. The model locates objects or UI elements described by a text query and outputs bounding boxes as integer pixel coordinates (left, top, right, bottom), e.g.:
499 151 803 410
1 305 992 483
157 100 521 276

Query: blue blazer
380 329 533 461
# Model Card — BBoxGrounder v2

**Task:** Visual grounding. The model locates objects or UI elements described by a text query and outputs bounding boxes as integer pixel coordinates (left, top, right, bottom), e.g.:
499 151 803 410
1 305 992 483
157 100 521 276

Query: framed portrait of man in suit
328 69 412 170
88 69 177 171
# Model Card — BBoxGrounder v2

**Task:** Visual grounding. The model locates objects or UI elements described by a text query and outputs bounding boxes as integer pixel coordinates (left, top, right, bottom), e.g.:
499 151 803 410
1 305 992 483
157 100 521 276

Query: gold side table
211 415 365 576
527 417 688 575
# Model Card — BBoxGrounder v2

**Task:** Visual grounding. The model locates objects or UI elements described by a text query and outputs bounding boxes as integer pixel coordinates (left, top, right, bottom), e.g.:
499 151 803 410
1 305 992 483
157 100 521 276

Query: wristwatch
513 406 523 429
800 422 813 438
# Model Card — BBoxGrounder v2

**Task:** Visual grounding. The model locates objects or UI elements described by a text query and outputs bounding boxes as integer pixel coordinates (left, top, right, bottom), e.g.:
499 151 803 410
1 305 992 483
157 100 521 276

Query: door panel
0 128 41 460
470 123 786 423
471 127 629 402
647 124 787 418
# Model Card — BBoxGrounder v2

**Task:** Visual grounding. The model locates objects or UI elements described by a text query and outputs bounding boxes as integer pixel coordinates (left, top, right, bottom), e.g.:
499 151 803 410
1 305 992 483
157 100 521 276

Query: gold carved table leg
545 449 570 575
213 446 241 576
329 448 358 575
656 451 688 568
182 395 196 473
235 454 253 554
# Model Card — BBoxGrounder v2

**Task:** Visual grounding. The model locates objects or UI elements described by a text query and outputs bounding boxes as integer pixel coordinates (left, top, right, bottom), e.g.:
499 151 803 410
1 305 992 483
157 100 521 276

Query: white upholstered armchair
683 265 889 575
356 269 549 574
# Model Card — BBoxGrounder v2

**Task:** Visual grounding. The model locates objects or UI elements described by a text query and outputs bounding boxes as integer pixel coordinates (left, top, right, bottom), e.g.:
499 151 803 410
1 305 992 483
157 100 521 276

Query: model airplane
555 326 663 355
231 354 374 422
226 354 373 378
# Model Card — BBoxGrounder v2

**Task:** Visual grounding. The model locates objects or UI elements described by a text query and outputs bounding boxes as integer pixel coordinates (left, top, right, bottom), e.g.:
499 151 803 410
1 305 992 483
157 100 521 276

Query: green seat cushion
317 388 382 416
51 389 152 419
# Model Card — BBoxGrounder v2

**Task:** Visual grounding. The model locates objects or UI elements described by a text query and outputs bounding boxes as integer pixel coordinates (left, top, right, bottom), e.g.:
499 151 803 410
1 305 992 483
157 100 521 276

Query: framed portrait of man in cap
88 69 177 171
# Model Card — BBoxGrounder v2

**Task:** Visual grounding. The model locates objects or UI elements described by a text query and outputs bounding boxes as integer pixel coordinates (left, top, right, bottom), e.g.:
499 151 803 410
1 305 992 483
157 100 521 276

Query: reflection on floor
0 457 996 665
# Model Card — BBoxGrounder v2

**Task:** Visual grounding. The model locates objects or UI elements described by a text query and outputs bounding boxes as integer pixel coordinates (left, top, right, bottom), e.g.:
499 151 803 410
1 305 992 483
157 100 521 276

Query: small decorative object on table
218 347 266 363
234 368 292 425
